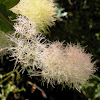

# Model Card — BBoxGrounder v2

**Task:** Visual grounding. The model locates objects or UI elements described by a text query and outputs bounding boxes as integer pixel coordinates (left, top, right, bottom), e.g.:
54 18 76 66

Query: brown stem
0 13 46 51
0 12 13 27
28 81 47 98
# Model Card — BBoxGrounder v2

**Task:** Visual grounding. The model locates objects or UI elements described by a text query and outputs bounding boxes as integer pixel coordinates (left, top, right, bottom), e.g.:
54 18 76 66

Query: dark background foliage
0 0 100 100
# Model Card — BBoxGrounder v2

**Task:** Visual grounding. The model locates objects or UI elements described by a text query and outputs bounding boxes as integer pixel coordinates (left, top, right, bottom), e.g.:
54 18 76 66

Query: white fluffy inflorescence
10 31 96 90
13 15 37 38
10 0 57 33
9 0 96 91
9 34 48 73
38 42 96 91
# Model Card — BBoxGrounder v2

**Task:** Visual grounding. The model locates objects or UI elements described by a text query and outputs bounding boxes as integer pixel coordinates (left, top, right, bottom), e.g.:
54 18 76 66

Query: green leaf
0 30 11 48
2 0 19 10
0 0 5 3
16 72 20 80
94 92 100 99
0 3 13 32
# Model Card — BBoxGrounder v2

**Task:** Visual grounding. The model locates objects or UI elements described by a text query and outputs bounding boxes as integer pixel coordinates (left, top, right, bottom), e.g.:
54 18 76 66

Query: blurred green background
0 0 100 100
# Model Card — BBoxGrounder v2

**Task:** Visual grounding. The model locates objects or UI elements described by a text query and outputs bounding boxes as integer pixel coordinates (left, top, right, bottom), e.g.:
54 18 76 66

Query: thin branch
0 12 13 27
0 66 20 84
92 75 100 81
0 12 47 50
28 81 47 98
68 0 73 5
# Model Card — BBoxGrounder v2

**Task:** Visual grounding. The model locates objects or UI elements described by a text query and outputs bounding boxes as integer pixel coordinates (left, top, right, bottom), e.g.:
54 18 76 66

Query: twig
28 81 47 98
92 75 100 81
0 66 20 84
0 12 13 27
68 0 73 5
0 12 47 51
0 74 11 84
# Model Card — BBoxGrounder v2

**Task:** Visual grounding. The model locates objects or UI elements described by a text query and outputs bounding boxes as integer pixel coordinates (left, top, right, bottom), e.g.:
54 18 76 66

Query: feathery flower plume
10 0 57 33
39 42 66 84
13 15 37 38
37 42 96 91
9 34 47 74
9 33 96 91
64 44 96 90
9 1 96 91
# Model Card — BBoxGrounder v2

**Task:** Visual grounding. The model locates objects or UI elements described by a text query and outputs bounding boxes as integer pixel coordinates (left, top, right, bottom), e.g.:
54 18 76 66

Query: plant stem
0 74 11 84
2 70 13 78
0 12 13 27
92 74 100 81
0 12 46 50
0 65 20 84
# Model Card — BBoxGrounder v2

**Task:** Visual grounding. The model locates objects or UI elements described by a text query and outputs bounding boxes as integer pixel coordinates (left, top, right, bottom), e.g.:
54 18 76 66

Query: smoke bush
38 42 96 91
13 15 37 38
10 0 57 33
8 0 97 92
